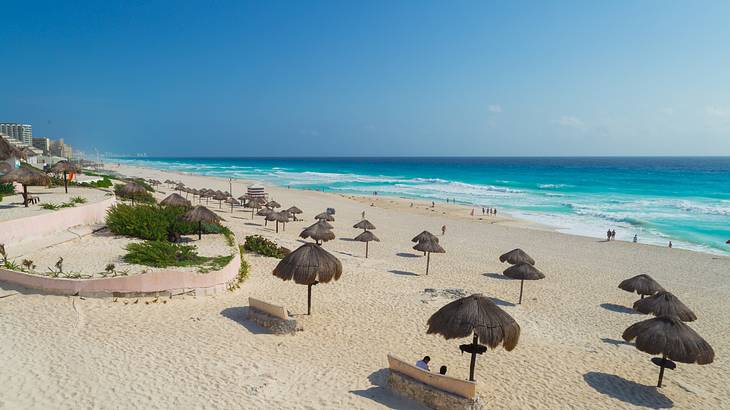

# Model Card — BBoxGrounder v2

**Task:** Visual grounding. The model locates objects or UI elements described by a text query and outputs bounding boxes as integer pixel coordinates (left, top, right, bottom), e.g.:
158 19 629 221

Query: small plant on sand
21 259 36 272
41 203 62 210
0 244 7 264
55 257 64 274
243 235 287 258
70 196 87 204
3 260 21 271
0 183 14 195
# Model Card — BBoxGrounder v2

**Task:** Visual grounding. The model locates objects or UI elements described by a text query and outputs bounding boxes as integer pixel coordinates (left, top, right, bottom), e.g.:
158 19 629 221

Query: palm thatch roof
413 240 445 254
503 263 545 280
118 182 147 197
315 212 335 222
272 243 342 285
0 166 50 186
412 230 438 243
354 231 380 242
50 160 80 173
619 274 664 296
213 192 228 201
160 193 191 208
633 291 697 322
353 219 376 230
0 137 25 160
266 200 281 208
180 205 222 224
427 294 520 350
266 211 290 223
499 248 535 265
300 221 335 243
257 207 273 216
225 197 241 205
287 206 303 214
622 316 714 364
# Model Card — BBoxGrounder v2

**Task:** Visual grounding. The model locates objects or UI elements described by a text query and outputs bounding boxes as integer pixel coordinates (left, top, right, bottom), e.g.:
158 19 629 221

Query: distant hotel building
0 123 33 145
32 137 50 154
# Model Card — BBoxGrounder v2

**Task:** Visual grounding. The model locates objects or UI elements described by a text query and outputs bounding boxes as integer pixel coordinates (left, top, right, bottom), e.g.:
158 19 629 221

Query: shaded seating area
386 354 482 410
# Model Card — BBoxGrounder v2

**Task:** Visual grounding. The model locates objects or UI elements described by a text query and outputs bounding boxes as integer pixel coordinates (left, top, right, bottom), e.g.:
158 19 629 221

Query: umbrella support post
657 354 666 388
365 242 369 258
63 172 68 194
518 279 524 304
468 333 478 382
426 252 430 275
23 185 28 207
198 221 202 240
275 221 279 233
307 284 312 315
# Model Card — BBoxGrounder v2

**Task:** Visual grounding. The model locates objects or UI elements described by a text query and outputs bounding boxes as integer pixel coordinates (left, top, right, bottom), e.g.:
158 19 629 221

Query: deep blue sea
118 157 730 255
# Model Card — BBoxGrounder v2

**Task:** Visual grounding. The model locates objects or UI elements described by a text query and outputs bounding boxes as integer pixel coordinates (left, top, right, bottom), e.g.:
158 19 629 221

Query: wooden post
657 354 666 388
198 221 202 240
63 171 68 194
275 221 279 233
425 252 430 275
519 279 524 304
469 333 479 381
307 284 312 315
23 185 28 207
365 241 369 258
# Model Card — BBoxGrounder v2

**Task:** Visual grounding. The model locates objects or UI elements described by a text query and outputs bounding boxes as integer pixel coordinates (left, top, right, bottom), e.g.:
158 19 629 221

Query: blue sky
1 0 729 156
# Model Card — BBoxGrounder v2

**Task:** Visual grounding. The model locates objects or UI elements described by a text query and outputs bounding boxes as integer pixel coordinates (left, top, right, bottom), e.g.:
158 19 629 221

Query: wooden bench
247 297 299 334
386 354 482 410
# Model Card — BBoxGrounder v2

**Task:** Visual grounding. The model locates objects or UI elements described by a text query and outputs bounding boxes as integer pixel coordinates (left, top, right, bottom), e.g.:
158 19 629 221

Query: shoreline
114 163 726 259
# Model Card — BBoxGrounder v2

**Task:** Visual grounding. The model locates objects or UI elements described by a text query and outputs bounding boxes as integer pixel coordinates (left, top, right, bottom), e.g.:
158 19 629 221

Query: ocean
117 157 730 255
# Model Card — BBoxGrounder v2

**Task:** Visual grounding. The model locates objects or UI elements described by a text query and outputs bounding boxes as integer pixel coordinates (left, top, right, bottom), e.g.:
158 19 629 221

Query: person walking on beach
416 356 431 371
607 230 612 241
612 230 616 240
431 201 435 208
482 207 485 215
669 241 673 248
633 234 638 243
441 225 446 236
470 208 474 216
361 210 365 219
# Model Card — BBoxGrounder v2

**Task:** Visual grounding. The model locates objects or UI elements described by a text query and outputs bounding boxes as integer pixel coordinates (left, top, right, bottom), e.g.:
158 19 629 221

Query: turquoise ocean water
118 157 730 255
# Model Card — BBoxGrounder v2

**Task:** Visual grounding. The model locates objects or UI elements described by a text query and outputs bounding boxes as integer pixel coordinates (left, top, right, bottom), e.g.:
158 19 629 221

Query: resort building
32 137 50 154
0 122 33 145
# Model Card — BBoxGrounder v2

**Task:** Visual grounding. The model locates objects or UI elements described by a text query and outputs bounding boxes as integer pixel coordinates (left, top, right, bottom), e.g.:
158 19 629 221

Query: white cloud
552 115 585 129
488 104 502 113
706 105 730 120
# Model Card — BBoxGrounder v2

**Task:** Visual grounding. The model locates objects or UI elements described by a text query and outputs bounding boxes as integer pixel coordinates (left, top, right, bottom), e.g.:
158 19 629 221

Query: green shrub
123 241 203 267
106 203 224 241
77 176 113 188
129 178 155 192
243 235 287 258
237 245 250 282
70 196 87 204
40 201 77 211
123 240 235 271
0 183 14 195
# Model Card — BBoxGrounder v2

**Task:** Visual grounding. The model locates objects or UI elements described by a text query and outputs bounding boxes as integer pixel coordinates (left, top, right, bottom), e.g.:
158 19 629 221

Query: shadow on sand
583 372 673 408
244 222 262 227
600 337 631 346
388 270 419 277
220 307 270 335
349 368 427 409
396 252 420 258
489 297 516 307
483 272 510 280
339 238 357 242
600 303 641 314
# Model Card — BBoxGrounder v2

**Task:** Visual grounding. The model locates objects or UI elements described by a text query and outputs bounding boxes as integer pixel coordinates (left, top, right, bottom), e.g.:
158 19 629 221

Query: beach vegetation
123 240 234 272
106 203 227 241
243 235 288 258
77 176 114 188
40 201 78 210
0 183 14 195
70 196 87 204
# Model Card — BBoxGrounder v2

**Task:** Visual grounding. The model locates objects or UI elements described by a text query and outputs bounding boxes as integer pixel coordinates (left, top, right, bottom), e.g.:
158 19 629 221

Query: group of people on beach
415 356 448 375
606 229 617 241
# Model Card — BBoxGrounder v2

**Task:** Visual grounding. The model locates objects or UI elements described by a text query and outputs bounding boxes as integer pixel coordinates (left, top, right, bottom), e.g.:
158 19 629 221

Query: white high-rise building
0 123 32 145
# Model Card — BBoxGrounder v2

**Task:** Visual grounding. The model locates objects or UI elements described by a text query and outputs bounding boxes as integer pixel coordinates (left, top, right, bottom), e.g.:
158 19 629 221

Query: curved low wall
0 248 241 297
0 196 116 244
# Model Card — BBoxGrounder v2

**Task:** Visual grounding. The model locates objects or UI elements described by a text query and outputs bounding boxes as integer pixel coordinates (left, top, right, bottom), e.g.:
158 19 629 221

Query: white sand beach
1 164 728 409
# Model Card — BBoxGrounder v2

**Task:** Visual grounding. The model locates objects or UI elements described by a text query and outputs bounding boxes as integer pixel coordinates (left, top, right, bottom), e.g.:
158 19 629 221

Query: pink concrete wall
0 249 240 296
0 196 116 244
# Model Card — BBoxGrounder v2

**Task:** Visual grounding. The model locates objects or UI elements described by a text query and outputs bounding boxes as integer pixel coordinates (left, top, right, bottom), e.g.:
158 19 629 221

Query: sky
1 0 729 157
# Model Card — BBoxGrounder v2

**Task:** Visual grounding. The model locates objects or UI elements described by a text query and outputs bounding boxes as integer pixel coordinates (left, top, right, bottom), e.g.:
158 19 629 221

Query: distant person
612 230 616 240
431 201 435 208
410 202 413 207
482 207 485 215
669 241 673 248
633 234 638 243
441 225 446 235
439 366 447 375
607 230 612 241
361 211 365 219
493 208 497 216
470 208 474 216
415 356 431 371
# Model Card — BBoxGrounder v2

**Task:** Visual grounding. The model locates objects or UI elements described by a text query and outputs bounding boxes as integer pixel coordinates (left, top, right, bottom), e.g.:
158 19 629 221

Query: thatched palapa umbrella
160 193 191 208
257 207 272 226
622 316 714 387
315 212 335 222
118 182 147 205
248 197 266 218
266 200 281 209
266 211 290 233
300 221 335 245
226 197 240 213
619 274 664 299
353 219 376 232
287 206 303 221
413 239 445 275
0 137 25 161
212 192 227 209
354 230 379 258
412 230 438 244
499 248 535 266
50 160 79 194
427 294 520 381
272 243 342 315
503 263 545 304
0 166 50 207
180 205 221 240
633 291 697 322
